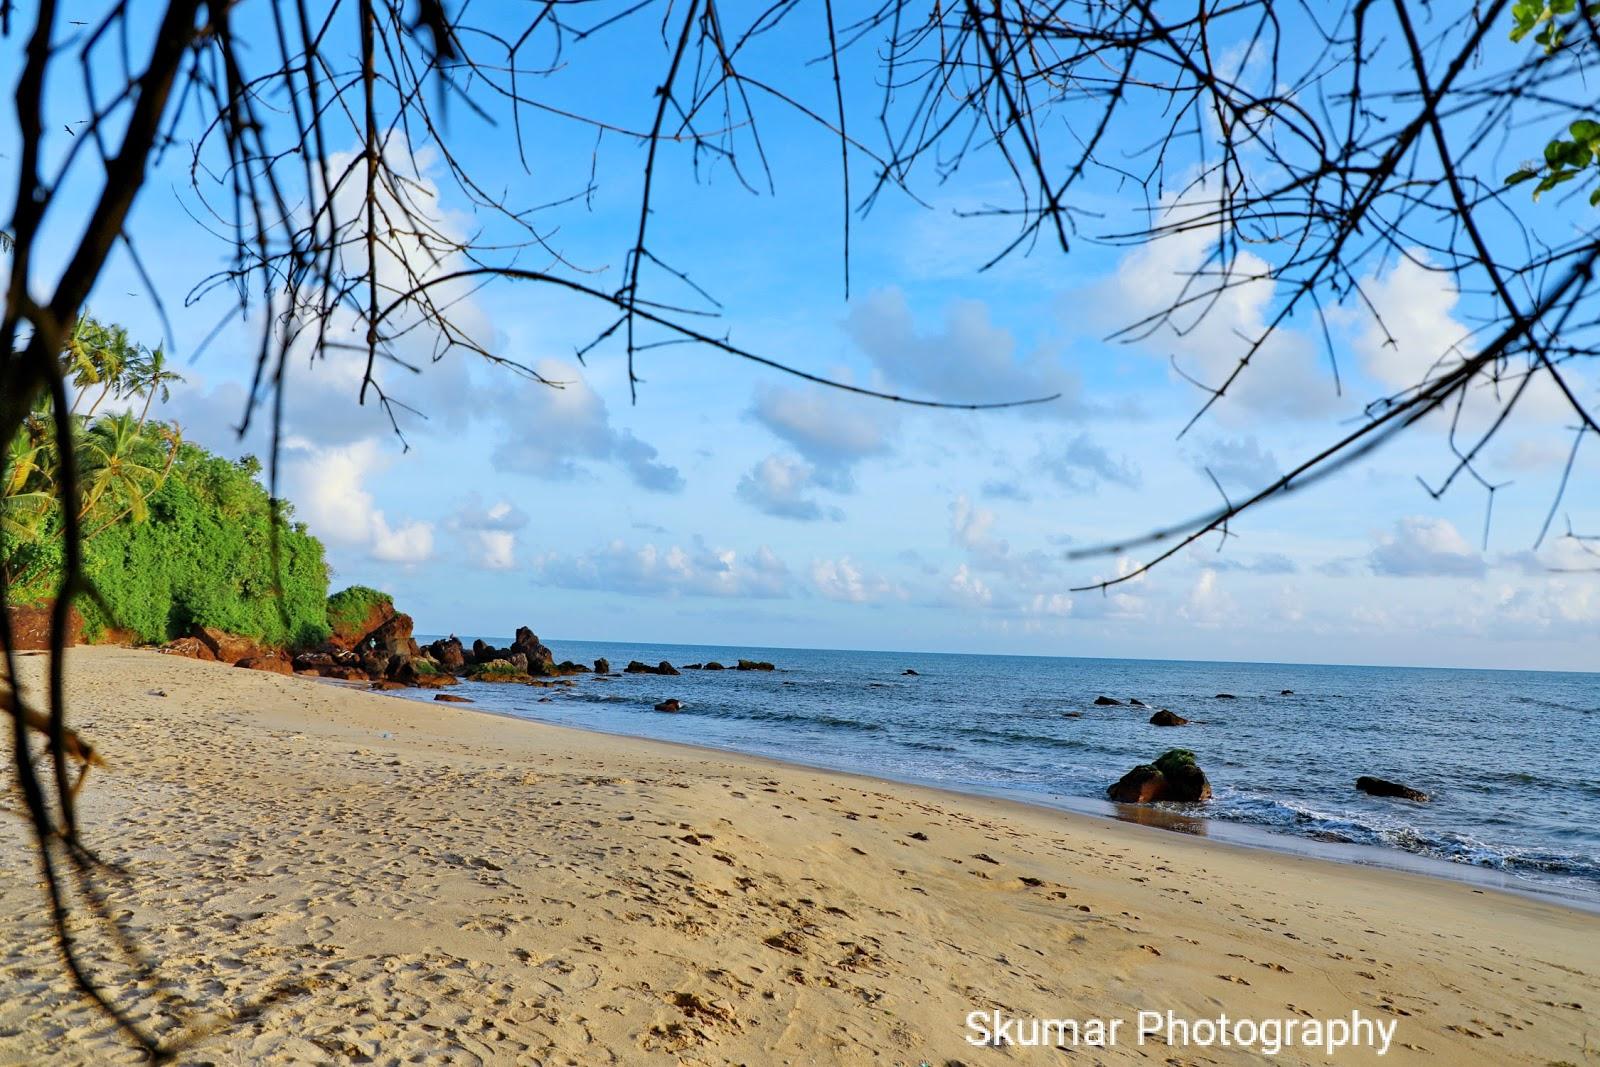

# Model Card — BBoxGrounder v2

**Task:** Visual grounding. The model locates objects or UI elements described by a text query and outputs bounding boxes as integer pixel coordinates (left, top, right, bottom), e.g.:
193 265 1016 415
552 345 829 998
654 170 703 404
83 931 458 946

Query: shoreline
377 675 1600 921
378 680 1600 916
4 647 1597 1065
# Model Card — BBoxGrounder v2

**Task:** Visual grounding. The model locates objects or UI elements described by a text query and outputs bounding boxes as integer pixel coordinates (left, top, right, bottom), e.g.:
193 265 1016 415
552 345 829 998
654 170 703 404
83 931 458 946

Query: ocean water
401 639 1600 903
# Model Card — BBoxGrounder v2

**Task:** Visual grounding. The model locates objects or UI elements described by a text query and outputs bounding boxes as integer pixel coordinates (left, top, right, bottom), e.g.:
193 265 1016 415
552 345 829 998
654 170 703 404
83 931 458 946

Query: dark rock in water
654 698 683 712
1093 695 1122 706
702 661 726 671
434 693 473 703
472 638 493 663
1128 698 1146 707
1155 749 1211 801
736 659 775 671
426 636 466 672
1149 709 1189 727
903 668 919 676
1107 764 1166 803
556 660 591 674
1061 711 1083 719
1280 689 1294 695
1356 776 1428 802
369 679 409 691
594 657 611 675
682 663 703 670
1215 693 1236 699
512 626 555 672
624 660 679 676
1107 749 1211 803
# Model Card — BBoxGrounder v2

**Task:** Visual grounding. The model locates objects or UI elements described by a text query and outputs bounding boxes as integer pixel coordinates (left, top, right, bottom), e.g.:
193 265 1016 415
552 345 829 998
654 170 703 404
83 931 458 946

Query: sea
400 639 1600 907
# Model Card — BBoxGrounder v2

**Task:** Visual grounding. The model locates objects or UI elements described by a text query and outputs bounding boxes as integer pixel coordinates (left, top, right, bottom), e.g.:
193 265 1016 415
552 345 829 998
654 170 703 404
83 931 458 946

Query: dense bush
326 584 393 638
77 446 332 648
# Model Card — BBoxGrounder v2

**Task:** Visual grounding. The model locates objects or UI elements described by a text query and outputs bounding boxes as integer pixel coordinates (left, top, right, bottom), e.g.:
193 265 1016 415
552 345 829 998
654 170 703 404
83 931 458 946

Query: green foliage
75 440 331 648
465 660 524 678
327 584 393 637
1506 4 1600 204
1153 749 1199 777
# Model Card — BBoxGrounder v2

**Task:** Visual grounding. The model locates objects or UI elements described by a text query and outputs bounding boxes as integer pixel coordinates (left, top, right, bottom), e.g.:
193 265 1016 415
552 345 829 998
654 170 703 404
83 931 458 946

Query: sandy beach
1 647 1596 1065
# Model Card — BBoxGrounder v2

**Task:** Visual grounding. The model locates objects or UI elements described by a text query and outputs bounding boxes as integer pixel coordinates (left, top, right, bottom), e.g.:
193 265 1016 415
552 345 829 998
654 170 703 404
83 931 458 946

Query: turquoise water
403 639 1600 901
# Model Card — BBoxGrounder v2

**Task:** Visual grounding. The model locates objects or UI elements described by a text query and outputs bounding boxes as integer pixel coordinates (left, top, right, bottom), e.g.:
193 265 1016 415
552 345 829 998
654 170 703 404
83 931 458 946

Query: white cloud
487 358 683 492
811 557 904 604
536 538 791 599
1190 435 1281 489
749 385 894 488
737 453 843 521
284 439 434 564
1369 517 1485 577
449 495 530 570
846 287 1086 414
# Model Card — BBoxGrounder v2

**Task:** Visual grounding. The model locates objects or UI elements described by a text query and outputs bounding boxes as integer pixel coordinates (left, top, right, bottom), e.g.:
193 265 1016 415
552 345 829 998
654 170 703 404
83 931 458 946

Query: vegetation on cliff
3 315 333 648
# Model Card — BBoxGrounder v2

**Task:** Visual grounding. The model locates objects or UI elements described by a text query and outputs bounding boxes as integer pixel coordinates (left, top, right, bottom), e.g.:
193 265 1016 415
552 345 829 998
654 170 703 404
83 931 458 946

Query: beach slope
1 648 1595 1065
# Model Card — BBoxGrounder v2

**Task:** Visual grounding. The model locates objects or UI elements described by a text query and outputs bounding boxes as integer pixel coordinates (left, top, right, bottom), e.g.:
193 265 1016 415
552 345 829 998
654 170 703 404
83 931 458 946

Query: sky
10 3 1599 671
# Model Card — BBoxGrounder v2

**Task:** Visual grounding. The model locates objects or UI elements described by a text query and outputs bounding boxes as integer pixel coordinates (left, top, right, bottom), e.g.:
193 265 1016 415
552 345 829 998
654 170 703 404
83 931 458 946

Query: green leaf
1504 168 1539 186
1570 119 1600 142
1590 186 1600 207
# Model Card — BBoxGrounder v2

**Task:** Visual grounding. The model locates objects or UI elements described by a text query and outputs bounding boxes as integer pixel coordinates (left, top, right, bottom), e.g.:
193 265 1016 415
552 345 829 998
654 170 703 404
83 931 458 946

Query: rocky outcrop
1107 749 1211 803
902 668 919 676
195 626 262 665
4 602 83 652
1093 695 1121 706
236 655 292 675
1215 693 1236 699
1356 776 1428 802
434 693 473 703
426 636 467 672
624 660 679 676
511 626 554 673
594 657 611 675
702 661 725 671
161 635 216 661
682 663 703 670
1128 698 1146 707
736 659 774 671
1280 689 1293 695
654 698 683 712
1149 709 1189 726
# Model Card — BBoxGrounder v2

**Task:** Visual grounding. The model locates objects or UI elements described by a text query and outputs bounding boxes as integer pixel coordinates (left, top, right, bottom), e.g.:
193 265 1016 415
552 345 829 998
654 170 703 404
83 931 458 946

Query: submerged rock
1149 709 1189 727
1356 776 1428 802
702 661 726 670
1128 698 1146 707
1280 689 1294 695
654 698 683 712
1093 695 1122 706
1215 693 1236 699
434 693 473 703
903 668 920 676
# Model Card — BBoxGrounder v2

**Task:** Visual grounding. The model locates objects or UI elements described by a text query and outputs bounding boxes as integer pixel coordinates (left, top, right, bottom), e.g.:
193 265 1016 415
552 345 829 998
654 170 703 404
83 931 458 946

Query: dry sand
1 647 1596 1065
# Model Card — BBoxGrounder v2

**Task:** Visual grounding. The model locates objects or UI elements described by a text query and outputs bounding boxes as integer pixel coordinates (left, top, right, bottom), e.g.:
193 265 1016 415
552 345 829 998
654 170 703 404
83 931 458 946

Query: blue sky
11 4 1599 670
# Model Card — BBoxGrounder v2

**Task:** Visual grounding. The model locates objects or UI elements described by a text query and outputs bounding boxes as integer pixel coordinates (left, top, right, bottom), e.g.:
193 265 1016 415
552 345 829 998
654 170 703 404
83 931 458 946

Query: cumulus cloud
283 439 434 564
736 454 844 521
846 287 1086 414
1369 517 1486 577
449 495 530 570
1035 433 1141 491
1199 550 1298 575
535 538 791 599
1177 567 1235 627
811 557 905 604
487 359 683 492
1094 190 1339 422
749 386 893 489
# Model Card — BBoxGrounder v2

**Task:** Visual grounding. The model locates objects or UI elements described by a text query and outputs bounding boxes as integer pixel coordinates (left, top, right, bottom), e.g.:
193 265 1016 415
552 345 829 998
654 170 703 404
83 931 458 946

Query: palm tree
77 413 165 526
130 347 182 430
